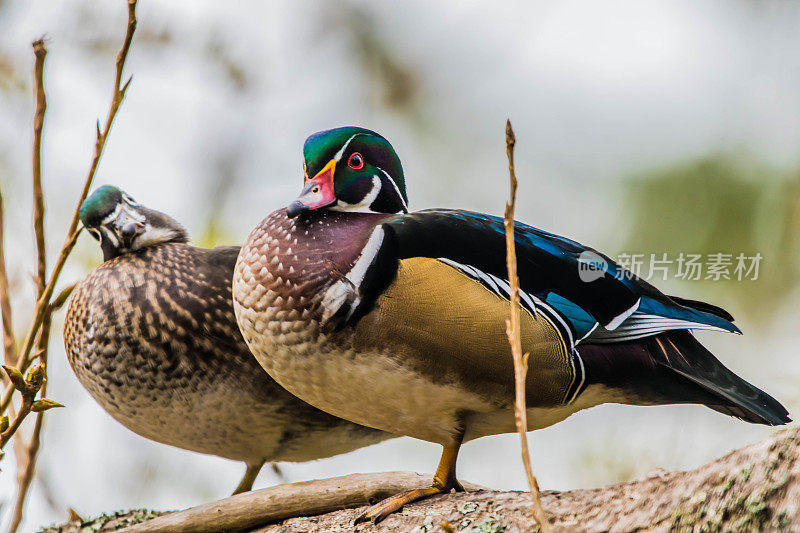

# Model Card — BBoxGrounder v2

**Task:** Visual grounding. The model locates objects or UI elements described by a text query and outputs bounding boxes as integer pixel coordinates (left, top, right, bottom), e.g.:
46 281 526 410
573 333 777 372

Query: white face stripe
333 133 367 162
375 166 408 213
99 202 145 225
329 133 406 214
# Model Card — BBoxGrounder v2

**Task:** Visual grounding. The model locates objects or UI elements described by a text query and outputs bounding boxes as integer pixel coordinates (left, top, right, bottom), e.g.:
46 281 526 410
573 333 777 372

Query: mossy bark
42 427 798 533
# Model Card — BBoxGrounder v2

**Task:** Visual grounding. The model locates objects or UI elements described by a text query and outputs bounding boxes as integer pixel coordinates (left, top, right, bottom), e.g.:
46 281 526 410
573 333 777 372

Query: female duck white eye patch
102 203 146 225
121 193 140 207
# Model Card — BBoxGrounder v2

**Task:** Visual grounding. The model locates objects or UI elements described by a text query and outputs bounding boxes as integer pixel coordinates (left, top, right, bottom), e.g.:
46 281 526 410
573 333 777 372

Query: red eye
348 152 364 170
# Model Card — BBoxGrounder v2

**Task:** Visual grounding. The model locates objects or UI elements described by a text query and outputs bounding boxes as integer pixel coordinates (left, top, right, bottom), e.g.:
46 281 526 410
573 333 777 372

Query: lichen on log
42 427 798 533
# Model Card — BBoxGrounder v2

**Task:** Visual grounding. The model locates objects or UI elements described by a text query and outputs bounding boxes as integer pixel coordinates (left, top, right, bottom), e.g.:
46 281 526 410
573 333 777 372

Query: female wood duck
64 185 393 495
232 127 790 521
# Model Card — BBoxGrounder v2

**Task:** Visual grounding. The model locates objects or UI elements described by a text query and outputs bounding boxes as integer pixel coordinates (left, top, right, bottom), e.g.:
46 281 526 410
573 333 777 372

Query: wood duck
64 185 393 495
232 127 790 522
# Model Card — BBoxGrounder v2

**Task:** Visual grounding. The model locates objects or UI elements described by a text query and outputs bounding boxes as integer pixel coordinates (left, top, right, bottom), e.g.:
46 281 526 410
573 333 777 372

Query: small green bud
30 398 64 412
0 415 8 432
25 363 46 391
2 365 26 392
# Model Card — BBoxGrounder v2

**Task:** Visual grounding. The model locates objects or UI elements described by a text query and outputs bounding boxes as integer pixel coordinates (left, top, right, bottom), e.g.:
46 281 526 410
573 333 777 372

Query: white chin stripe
328 176 382 213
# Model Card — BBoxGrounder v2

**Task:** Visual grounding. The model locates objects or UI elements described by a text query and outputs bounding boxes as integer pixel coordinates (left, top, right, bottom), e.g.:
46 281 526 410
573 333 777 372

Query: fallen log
43 427 798 532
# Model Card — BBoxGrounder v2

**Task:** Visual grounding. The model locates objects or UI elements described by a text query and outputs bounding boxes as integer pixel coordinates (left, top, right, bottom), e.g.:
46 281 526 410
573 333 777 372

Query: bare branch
0 0 138 418
32 38 48 298
503 119 550 532
0 192 16 372
9 48 53 533
118 472 485 533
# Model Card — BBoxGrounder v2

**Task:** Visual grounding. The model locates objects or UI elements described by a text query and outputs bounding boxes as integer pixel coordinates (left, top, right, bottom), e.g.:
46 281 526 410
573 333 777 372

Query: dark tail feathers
580 330 790 426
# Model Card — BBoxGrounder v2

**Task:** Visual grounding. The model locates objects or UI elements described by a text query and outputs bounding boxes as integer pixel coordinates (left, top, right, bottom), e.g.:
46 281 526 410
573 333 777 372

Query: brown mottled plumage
64 186 392 494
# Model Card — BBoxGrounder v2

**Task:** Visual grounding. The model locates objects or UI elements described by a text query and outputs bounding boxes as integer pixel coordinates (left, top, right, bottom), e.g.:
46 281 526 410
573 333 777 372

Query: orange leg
231 459 265 495
354 433 465 524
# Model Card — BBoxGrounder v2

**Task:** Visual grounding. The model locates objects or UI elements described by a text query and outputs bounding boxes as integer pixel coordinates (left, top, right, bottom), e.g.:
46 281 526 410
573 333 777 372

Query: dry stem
503 119 549 532
0 192 16 372
0 0 138 418
32 39 47 297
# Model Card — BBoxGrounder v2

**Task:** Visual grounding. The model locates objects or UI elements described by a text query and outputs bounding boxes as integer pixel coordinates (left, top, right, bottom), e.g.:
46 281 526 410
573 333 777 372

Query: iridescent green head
80 185 187 261
286 127 408 217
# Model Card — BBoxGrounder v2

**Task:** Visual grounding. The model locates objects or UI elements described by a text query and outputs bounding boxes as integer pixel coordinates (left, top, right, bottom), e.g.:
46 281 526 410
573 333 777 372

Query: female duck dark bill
232 127 790 522
65 185 393 495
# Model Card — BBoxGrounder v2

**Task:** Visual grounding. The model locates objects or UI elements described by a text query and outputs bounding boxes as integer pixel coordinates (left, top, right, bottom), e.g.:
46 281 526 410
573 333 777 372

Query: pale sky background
0 1 799 530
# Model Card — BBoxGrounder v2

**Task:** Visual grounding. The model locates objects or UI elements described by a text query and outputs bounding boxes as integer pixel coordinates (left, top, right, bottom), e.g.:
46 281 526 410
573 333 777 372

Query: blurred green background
0 0 798 530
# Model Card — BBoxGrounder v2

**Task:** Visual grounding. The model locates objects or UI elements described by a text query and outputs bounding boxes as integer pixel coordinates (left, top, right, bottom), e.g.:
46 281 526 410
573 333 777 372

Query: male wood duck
232 127 790 521
64 185 393 495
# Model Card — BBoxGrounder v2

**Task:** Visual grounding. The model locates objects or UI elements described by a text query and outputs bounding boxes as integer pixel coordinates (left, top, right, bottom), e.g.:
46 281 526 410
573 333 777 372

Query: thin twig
503 120 550 532
1 395 34 450
0 0 138 418
8 322 52 533
0 192 16 373
32 39 47 298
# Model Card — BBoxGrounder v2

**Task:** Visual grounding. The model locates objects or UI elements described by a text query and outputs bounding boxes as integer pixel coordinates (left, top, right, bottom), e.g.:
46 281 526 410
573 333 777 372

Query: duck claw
354 485 449 524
